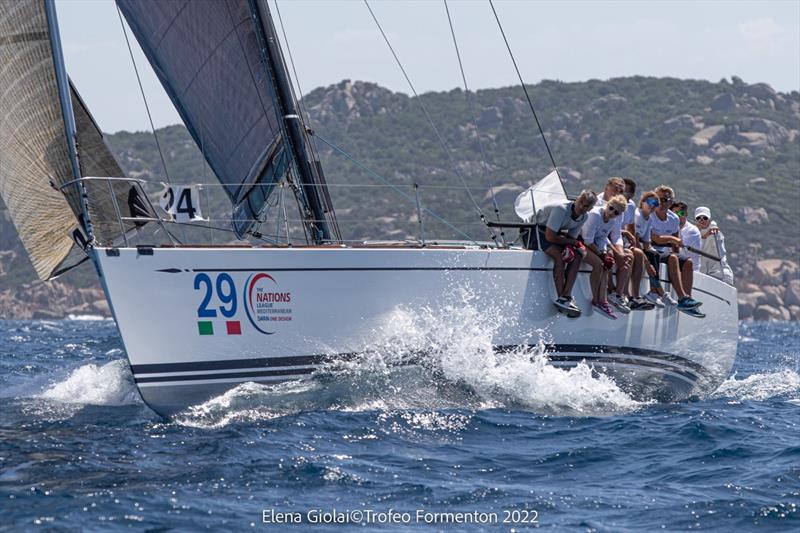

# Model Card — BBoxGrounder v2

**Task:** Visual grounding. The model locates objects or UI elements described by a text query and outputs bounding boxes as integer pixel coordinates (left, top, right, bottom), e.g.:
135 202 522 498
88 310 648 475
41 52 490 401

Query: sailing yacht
0 0 738 417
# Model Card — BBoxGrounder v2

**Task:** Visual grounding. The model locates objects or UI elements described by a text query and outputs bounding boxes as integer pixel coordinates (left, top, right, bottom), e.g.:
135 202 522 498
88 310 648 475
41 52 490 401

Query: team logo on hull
243 273 293 335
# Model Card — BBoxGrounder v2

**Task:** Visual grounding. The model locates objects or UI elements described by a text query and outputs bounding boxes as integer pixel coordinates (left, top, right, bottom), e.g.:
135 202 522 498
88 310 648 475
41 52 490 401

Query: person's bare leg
585 253 604 303
667 255 687 299
563 256 581 298
631 248 644 298
681 259 694 297
615 251 632 297
545 246 565 296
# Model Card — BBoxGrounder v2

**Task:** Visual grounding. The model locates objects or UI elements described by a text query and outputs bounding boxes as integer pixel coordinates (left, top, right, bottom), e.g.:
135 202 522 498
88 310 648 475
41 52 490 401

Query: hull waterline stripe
130 345 712 383
134 367 316 384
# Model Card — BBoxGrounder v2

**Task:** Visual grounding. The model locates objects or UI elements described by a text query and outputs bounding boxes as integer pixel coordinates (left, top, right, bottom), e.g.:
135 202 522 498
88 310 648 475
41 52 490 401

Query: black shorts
648 249 689 269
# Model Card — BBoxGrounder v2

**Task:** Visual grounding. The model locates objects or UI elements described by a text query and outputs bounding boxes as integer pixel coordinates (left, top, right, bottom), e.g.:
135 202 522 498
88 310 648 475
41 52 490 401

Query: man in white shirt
581 194 628 319
535 190 597 316
694 206 734 284
621 178 653 310
650 186 703 316
671 201 701 272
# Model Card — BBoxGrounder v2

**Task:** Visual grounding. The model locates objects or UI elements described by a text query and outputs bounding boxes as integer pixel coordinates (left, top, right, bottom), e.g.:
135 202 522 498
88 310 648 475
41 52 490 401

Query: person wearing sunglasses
633 191 666 308
671 201 702 273
581 194 629 319
650 186 704 315
694 206 734 284
595 177 634 313
535 189 597 317
620 178 654 311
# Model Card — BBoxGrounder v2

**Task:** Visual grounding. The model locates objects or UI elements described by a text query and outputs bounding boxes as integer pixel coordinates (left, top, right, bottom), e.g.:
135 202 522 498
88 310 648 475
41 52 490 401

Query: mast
43 0 93 243
250 0 335 244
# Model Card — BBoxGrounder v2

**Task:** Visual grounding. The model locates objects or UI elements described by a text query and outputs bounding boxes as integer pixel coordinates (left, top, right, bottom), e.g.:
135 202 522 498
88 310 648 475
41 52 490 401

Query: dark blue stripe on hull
131 345 711 385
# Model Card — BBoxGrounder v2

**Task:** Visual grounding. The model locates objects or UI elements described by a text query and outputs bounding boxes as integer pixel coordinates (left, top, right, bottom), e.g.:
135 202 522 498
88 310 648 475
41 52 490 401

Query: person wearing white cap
694 206 734 284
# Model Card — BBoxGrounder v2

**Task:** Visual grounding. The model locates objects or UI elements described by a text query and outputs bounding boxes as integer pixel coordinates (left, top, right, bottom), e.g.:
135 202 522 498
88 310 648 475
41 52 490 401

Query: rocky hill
1 76 798 319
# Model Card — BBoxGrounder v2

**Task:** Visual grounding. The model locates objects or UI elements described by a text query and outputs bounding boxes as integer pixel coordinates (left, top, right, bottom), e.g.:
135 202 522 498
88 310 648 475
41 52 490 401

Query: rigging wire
115 5 171 186
443 0 505 245
273 0 342 242
312 131 478 244
487 0 564 191
363 0 498 245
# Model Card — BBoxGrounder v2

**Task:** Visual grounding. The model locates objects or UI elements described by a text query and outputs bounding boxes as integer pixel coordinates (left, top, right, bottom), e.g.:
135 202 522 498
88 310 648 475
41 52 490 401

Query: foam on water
710 369 800 401
177 299 644 427
38 359 141 406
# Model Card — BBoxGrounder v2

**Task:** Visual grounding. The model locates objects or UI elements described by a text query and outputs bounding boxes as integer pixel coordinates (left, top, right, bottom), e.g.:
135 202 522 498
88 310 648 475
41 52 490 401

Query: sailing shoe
661 293 679 306
678 306 706 318
644 292 666 308
677 297 702 310
593 301 618 320
629 297 655 310
608 293 631 314
555 297 581 318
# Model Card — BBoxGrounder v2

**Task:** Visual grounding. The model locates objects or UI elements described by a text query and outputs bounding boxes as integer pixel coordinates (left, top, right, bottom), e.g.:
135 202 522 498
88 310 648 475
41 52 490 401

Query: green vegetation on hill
1 76 798 290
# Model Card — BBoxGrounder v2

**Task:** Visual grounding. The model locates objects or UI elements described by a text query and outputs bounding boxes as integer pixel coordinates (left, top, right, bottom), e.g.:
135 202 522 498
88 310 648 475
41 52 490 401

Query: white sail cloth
0 0 79 280
514 170 567 222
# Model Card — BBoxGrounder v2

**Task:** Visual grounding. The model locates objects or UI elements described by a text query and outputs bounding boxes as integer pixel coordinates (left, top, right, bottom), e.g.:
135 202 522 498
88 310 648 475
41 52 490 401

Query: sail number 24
194 273 237 318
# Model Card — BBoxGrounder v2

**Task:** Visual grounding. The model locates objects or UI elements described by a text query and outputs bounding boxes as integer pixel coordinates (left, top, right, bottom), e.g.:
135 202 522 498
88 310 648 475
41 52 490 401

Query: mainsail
0 0 80 280
116 0 313 238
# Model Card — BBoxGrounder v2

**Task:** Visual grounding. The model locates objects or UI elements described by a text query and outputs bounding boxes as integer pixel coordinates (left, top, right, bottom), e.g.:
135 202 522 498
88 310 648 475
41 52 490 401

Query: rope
115 5 171 185
312 131 478 244
364 0 498 244
443 0 505 242
488 0 564 192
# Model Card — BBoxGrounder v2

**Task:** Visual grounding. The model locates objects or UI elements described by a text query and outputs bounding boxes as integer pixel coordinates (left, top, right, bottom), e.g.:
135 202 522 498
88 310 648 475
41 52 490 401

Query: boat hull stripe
130 344 711 383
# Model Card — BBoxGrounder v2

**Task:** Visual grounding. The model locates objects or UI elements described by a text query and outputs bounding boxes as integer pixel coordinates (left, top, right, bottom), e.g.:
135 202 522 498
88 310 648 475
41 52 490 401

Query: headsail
116 0 296 238
0 0 80 280
514 170 566 222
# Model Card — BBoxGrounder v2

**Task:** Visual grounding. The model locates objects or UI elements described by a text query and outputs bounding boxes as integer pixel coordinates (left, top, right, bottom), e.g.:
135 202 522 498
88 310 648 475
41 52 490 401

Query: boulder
753 304 790 321
691 125 725 147
661 147 686 162
789 305 800 321
710 93 737 112
754 259 799 285
662 114 698 131
748 177 767 185
744 83 777 101
695 155 714 165
761 286 785 308
32 309 62 320
784 279 800 307
739 206 769 224
738 291 766 308
737 298 755 319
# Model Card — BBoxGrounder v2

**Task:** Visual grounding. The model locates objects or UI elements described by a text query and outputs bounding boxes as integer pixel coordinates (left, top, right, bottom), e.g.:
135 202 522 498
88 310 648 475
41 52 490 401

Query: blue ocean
0 318 797 531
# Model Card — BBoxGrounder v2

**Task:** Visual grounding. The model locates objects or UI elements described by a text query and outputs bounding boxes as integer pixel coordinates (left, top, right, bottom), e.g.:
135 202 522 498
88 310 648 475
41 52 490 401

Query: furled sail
116 0 291 237
0 0 81 280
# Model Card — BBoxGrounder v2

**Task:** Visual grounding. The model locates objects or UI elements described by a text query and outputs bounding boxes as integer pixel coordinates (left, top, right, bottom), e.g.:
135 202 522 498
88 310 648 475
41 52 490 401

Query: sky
56 0 800 134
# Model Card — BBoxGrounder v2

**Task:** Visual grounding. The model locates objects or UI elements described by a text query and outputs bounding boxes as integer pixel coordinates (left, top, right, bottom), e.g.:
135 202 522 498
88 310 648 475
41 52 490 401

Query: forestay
0 0 80 280
116 0 291 237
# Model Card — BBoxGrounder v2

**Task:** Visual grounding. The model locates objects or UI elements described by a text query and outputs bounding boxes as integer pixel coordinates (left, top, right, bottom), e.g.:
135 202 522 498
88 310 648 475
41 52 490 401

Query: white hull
94 246 738 416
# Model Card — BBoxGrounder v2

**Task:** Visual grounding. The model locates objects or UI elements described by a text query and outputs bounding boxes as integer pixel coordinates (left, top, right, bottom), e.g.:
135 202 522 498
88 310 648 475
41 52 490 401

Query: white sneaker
644 292 665 308
608 293 631 314
661 293 679 306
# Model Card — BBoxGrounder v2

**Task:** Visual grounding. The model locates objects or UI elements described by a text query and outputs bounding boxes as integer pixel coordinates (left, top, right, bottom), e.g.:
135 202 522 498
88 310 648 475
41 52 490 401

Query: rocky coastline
736 259 800 321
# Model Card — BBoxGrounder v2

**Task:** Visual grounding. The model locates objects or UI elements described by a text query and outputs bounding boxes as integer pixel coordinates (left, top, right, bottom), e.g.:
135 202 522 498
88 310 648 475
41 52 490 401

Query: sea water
0 317 797 531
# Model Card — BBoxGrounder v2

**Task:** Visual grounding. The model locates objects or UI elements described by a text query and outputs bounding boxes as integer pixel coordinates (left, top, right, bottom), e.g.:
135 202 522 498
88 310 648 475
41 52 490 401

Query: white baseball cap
694 206 711 219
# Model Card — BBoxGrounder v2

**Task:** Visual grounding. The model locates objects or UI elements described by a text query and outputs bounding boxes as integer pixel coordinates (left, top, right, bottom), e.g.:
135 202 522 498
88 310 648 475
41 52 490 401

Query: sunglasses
645 198 659 208
659 196 672 204
609 207 621 216
674 210 686 217
695 216 709 221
